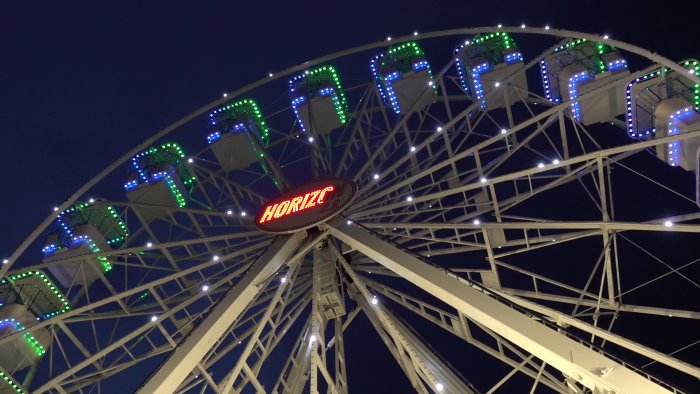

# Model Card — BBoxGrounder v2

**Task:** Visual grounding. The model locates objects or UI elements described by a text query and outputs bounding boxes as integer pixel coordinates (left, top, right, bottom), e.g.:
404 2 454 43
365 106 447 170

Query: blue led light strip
568 71 591 121
371 41 434 114
42 201 127 273
666 107 694 167
289 66 348 133
625 68 664 138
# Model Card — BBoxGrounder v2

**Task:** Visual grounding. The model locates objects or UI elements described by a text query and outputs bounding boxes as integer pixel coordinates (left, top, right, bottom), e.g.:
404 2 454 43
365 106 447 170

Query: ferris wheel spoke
353 129 700 223
216 259 304 393
334 86 376 179
360 276 569 393
357 66 658 213
335 248 453 393
327 218 686 393
30 248 269 393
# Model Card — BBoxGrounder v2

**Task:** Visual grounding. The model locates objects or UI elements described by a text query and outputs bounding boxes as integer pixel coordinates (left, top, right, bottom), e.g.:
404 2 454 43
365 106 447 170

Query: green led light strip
165 176 187 208
380 41 436 97
0 368 27 393
1 320 47 357
681 60 700 111
8 270 70 318
306 65 349 125
472 31 515 49
553 38 618 74
50 201 127 272
211 98 270 145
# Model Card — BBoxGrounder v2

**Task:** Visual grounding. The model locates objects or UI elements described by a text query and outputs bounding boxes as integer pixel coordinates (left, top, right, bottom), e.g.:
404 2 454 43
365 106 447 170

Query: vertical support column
137 232 306 394
558 109 571 174
596 156 615 308
333 317 348 394
310 243 342 394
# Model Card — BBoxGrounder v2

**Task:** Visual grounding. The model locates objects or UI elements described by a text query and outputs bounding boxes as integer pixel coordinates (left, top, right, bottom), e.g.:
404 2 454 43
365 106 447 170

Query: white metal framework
1 27 699 394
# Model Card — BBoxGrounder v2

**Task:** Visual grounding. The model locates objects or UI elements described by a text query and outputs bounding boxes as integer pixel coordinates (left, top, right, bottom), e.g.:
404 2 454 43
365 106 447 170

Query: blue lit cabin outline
123 143 195 209
206 98 276 177
539 38 629 124
289 66 348 135
454 32 525 109
41 199 128 274
626 60 700 139
207 98 270 146
370 41 435 115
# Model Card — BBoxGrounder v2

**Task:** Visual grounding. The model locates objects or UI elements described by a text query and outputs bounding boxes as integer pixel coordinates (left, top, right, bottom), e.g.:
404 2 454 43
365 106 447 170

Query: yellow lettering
316 186 334 205
303 190 321 209
274 200 290 218
259 203 277 223
286 196 304 215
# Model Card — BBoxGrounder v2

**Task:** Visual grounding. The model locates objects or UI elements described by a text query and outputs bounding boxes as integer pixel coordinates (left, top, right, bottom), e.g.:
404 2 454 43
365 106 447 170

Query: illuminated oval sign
255 178 357 233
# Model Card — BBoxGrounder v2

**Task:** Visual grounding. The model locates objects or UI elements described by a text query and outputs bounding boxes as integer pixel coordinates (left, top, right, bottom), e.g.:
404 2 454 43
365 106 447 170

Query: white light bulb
436 126 443 132
373 173 379 180
497 24 502 28
603 34 609 40
521 24 526 28
281 277 287 283
428 81 433 86
268 73 273 77
387 36 392 41
310 335 317 343
410 146 416 152
501 128 507 134
213 255 219 261
413 31 418 36
241 211 247 217
545 25 550 30
664 221 673 227
308 137 314 143
480 177 487 183
371 297 378 305
436 383 444 392
553 159 560 164
146 242 153 248
2 259 8 265
473 219 480 225
188 158 194 163
53 207 59 212
150 315 158 322
89 198 95 203
202 285 209 292
407 196 413 202
537 162 545 168
494 82 500 87
222 93 227 97
347 220 352 225
226 210 233 215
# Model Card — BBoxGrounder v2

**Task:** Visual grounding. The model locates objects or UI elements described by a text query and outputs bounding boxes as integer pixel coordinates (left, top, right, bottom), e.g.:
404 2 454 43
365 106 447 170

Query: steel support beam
137 232 307 394
326 219 672 394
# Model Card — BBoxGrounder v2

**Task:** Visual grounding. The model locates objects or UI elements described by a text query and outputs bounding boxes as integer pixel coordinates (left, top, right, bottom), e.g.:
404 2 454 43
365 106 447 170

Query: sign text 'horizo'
255 179 357 233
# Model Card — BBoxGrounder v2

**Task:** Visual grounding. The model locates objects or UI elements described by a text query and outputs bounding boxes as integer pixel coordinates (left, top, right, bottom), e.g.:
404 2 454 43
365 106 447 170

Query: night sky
1 1 698 392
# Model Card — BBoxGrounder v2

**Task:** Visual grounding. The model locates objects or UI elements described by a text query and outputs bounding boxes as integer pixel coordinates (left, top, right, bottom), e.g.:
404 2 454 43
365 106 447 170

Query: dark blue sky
1 1 697 392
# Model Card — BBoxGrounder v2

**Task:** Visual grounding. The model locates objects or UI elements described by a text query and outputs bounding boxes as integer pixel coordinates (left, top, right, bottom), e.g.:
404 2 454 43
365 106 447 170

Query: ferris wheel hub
254 178 357 233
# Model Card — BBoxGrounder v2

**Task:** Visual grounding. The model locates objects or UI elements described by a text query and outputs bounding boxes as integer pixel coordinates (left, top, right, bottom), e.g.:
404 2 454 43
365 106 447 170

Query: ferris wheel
1 26 699 394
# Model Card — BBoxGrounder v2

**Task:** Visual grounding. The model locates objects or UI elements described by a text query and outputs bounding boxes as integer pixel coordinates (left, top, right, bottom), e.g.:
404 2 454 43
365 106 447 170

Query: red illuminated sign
255 179 356 233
